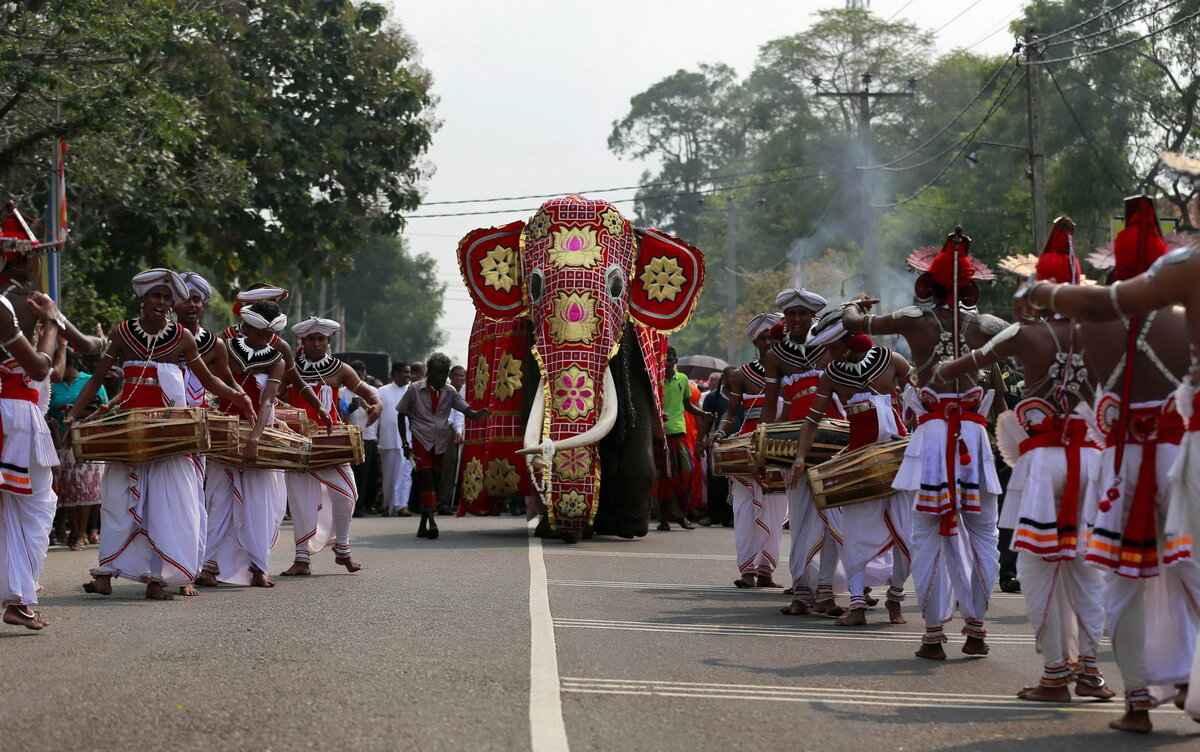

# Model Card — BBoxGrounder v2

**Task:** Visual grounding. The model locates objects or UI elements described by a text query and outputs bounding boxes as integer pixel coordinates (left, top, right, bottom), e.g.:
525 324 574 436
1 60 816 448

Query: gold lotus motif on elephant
557 490 588 519
553 365 596 420
479 244 520 292
549 226 603 268
472 355 489 401
639 256 687 302
483 458 520 496
494 352 523 400
527 210 552 241
554 447 591 480
462 457 484 502
600 208 626 237
549 291 599 344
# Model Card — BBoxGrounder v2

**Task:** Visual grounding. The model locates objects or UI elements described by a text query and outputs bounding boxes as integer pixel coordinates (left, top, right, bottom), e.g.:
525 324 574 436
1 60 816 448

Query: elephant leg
592 346 654 539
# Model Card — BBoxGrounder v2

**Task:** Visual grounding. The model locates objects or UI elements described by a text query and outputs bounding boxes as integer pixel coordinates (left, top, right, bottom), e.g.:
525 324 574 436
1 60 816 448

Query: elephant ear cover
628 228 705 333
457 220 527 320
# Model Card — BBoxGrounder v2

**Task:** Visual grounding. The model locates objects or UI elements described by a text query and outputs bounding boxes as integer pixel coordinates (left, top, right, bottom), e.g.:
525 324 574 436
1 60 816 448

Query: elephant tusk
517 369 618 455
522 375 547 452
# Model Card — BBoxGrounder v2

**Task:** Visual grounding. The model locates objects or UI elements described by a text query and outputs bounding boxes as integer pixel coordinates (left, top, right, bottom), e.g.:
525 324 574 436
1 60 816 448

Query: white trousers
1017 553 1106 682
841 492 913 610
285 465 357 562
380 448 413 513
786 482 841 600
203 462 287 585
732 479 786 576
910 500 1000 639
94 456 202 587
0 465 55 606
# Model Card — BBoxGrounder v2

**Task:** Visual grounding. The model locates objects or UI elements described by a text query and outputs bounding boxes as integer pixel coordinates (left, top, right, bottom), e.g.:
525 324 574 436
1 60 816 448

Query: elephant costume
456 195 705 542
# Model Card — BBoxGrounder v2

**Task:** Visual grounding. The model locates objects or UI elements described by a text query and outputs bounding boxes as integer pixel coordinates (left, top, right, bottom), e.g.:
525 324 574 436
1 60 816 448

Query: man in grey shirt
397 353 488 539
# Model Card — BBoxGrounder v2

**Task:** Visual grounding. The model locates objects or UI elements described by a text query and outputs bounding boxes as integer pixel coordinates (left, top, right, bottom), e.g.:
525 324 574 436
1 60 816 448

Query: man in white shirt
345 360 380 516
377 361 413 517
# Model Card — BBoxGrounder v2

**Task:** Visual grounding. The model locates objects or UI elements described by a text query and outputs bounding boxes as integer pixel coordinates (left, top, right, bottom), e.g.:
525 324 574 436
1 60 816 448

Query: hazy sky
384 0 1026 362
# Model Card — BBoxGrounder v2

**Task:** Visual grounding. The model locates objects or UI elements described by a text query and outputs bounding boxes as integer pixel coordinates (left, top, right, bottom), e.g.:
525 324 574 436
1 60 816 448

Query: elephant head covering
180 272 213 303
744 312 783 341
240 306 287 333
132 268 189 301
774 288 827 314
292 316 340 338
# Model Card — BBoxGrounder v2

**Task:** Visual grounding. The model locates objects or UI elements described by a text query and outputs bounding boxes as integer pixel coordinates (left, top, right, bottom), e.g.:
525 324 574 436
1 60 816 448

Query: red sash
0 370 41 495
220 374 262 419
846 399 908 451
1018 416 1098 555
1191 391 1200 433
739 393 765 434
286 385 340 425
120 365 168 409
917 393 988 536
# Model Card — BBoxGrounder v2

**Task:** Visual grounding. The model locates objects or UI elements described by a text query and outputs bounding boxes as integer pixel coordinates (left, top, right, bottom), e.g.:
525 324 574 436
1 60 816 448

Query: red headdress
1 200 65 257
906 226 994 306
1034 217 1082 283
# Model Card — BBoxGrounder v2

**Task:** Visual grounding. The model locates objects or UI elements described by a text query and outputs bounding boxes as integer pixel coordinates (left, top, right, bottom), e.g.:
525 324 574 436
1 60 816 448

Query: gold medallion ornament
553 365 596 420
462 457 484 502
638 256 687 302
483 458 520 496
472 355 489 402
554 447 591 480
479 244 520 292
527 210 552 241
549 291 599 345
549 226 603 268
600 208 626 237
557 490 588 519
495 352 523 400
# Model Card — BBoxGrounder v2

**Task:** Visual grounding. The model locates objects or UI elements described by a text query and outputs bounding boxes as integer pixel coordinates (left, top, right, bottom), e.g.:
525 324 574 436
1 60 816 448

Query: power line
932 0 988 35
1022 7 1200 65
1060 69 1145 120
1038 0 1138 42
1044 0 1186 48
1044 64 1127 192
885 0 916 23
964 11 1023 52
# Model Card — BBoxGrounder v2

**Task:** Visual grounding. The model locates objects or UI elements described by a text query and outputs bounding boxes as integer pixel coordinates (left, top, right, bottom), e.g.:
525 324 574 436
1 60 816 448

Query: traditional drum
211 423 311 471
274 407 316 438
753 418 849 469
205 413 240 455
72 407 210 464
710 433 755 478
306 424 365 470
807 438 910 510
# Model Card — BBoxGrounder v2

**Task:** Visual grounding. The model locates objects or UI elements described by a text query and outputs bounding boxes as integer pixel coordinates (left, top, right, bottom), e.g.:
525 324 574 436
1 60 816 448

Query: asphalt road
6 514 1200 751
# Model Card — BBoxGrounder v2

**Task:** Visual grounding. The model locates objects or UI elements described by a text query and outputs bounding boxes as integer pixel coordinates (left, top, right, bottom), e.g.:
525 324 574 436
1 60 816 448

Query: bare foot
3 605 48 630
193 571 219 587
780 600 811 615
834 609 867 627
250 571 277 588
756 575 784 588
1017 685 1072 703
1108 710 1152 734
335 556 363 573
812 599 846 617
864 594 879 607
1175 684 1188 710
82 575 112 595
962 636 990 656
145 583 174 600
1076 680 1116 701
915 643 947 661
886 600 906 624
178 585 200 597
734 574 756 588
280 561 312 576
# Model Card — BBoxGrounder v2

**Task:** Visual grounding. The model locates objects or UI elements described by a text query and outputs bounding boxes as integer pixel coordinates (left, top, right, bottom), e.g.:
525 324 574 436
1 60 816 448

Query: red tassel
958 439 971 465
1099 486 1119 513
768 322 786 341
848 333 873 352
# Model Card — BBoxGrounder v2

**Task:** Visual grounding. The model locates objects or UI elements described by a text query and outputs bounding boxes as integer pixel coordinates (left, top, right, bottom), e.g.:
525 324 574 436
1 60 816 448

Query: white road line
553 618 1040 644
549 579 1024 599
528 521 570 752
560 678 1135 714
544 550 738 561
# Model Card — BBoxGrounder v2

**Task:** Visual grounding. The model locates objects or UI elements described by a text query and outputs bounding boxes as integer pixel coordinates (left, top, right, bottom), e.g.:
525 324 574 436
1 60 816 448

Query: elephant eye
528 268 545 304
605 265 625 300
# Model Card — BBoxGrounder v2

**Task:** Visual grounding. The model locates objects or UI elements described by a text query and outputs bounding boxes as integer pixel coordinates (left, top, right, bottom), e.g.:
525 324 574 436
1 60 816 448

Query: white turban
236 285 289 304
240 308 288 333
774 288 827 314
745 312 783 341
132 268 189 301
292 316 340 338
180 272 213 303
805 310 846 348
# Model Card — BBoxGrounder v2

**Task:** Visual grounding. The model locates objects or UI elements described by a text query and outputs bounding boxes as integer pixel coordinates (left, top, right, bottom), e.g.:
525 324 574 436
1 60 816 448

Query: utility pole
817 73 914 299
724 195 738 363
1025 30 1048 250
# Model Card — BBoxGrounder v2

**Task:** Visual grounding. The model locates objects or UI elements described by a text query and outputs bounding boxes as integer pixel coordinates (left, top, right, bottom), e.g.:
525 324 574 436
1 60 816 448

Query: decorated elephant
455 195 705 542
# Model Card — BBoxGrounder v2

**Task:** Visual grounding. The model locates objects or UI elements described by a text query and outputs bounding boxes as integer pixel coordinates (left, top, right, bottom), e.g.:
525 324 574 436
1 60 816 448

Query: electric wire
1045 64 1128 192
885 0 916 22
1043 0 1186 48
1038 0 1138 42
932 0 988 35
1022 7 1200 65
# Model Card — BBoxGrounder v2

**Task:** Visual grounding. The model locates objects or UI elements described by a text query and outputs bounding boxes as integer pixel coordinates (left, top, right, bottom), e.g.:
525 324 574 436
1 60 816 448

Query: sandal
88 532 100 544
68 538 87 552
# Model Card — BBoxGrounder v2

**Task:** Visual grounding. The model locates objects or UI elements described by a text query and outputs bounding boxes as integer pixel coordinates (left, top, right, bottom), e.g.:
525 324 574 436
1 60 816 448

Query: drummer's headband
240 309 287 333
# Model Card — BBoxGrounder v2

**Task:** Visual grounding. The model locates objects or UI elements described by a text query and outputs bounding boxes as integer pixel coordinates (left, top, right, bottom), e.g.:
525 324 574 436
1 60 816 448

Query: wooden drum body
211 423 311 471
710 434 755 478
72 407 210 464
807 438 910 510
274 407 316 438
753 418 849 470
306 424 365 470
205 413 240 455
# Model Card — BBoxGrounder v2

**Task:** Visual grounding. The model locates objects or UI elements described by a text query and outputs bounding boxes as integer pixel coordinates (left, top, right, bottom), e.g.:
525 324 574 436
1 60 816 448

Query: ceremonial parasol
676 354 729 379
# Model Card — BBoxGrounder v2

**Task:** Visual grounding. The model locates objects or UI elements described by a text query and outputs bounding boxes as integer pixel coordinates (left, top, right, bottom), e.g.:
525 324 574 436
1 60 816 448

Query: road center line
528 522 570 752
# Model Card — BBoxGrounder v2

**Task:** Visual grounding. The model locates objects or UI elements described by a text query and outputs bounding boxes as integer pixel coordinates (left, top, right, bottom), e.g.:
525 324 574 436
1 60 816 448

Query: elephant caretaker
653 346 707 531
396 353 488 540
840 229 1007 661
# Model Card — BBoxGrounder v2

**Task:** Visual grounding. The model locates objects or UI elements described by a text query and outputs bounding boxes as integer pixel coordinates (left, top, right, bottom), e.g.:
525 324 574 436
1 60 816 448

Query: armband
2 329 24 347
764 377 779 384
864 314 875 335
266 378 282 385
187 353 202 364
804 416 821 427
54 313 68 330
1109 282 1126 319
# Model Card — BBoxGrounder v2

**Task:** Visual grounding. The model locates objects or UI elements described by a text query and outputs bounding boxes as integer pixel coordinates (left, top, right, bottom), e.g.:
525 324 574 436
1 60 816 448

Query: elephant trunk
518 368 618 456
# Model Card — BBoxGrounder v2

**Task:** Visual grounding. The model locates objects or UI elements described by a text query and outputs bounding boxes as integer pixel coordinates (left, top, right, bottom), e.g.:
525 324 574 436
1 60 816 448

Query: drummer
196 300 290 589
787 310 913 626
713 312 787 589
279 316 381 577
71 269 255 601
